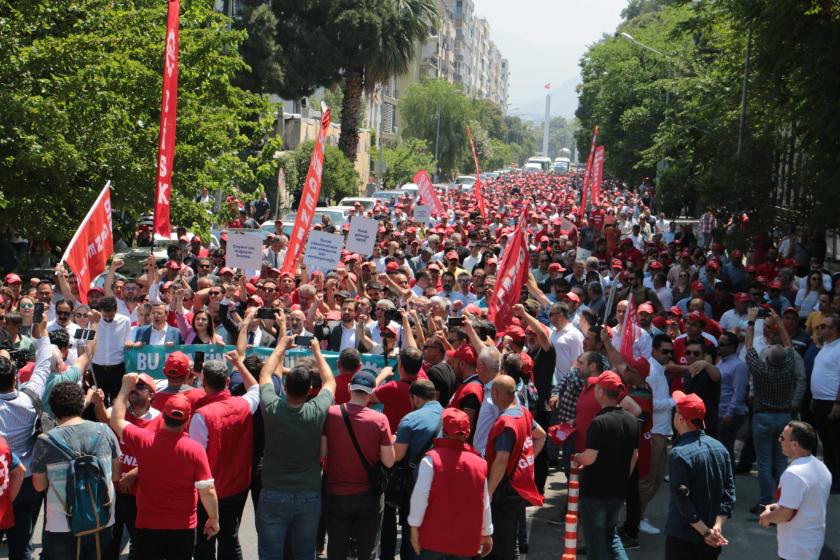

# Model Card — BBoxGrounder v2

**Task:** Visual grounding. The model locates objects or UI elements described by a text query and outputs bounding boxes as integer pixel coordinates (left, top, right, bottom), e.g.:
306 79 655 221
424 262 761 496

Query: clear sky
477 0 627 119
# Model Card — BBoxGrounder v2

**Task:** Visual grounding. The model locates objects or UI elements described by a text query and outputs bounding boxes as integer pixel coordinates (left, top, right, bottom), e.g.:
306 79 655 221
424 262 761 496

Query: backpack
20 387 57 436
44 425 112 556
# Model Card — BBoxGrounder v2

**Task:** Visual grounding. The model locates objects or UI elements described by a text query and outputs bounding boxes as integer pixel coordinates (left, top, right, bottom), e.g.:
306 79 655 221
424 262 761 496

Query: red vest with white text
419 439 487 557
486 407 544 506
448 377 484 411
0 436 15 530
196 390 253 498
117 409 161 496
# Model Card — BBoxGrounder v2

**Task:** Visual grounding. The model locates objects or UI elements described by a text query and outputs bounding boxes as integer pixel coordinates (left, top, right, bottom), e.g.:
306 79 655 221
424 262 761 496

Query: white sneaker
639 519 661 535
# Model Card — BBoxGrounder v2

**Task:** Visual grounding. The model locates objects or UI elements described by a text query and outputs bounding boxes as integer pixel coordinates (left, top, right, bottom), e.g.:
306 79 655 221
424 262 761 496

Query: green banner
124 344 392 380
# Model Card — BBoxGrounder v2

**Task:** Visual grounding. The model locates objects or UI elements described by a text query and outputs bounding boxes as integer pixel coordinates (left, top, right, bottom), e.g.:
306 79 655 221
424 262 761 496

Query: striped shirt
0 335 51 474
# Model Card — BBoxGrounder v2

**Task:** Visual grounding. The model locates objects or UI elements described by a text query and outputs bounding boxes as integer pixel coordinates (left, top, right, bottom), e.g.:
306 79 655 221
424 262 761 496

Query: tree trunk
338 67 364 162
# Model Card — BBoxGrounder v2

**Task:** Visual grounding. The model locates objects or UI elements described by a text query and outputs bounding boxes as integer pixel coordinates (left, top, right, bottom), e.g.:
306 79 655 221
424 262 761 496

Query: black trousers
812 399 840 489
534 410 551 494
623 467 640 538
665 536 721 560
325 491 384 560
195 489 249 560
91 362 126 402
134 528 195 560
104 492 138 560
488 495 525 560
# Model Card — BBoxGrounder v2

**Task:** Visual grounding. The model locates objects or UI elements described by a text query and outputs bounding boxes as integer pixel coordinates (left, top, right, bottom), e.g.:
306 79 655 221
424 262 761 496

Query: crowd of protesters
0 169 837 560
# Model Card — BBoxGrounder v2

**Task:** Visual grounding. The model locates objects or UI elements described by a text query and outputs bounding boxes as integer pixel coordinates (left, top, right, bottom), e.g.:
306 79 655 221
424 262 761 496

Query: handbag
384 430 438 509
340 404 391 495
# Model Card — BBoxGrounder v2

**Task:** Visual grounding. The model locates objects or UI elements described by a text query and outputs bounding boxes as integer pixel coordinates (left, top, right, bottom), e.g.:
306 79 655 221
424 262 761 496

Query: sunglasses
210 290 222 296
19 303 34 309
660 348 674 355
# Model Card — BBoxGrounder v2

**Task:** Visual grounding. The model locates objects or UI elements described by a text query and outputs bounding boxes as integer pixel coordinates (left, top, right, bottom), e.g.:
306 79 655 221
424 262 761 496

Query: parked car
338 197 377 211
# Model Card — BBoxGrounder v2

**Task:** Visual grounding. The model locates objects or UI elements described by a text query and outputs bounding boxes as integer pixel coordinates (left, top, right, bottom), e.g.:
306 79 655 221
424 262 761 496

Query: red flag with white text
578 126 599 222
413 170 444 216
591 145 605 204
466 127 488 219
62 182 114 305
488 215 529 331
282 105 332 272
153 0 180 238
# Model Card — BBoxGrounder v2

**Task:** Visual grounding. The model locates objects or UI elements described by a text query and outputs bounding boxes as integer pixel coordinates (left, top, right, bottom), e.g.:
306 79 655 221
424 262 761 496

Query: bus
526 156 552 172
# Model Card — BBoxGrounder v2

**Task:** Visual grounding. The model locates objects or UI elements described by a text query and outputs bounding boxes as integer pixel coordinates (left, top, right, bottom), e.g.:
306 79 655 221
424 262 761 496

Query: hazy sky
477 0 627 119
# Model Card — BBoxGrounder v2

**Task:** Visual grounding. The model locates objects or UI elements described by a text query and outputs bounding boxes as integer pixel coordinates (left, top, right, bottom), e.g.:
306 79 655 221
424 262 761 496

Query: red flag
466 127 487 219
282 104 332 272
544 83 552 90
591 146 605 204
153 0 180 238
578 126 599 222
413 170 444 216
61 182 114 305
619 295 638 362
488 215 529 331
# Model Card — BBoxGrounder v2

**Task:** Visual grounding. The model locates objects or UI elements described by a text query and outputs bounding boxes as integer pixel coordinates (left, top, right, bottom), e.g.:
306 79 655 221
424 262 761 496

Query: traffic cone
562 461 582 559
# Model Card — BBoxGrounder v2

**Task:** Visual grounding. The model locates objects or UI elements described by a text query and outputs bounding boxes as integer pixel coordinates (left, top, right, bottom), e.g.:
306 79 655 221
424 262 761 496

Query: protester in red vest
93 372 161 560
110 375 219 560
151 351 206 413
0 434 26 532
408 408 493 559
189 354 259 560
486 375 546 560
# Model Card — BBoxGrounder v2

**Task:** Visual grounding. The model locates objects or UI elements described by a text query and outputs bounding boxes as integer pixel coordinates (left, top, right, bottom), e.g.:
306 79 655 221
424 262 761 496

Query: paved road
8 464 840 559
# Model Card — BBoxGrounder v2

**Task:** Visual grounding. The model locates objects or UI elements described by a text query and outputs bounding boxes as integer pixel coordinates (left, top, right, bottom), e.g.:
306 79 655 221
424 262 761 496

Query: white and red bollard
562 462 582 559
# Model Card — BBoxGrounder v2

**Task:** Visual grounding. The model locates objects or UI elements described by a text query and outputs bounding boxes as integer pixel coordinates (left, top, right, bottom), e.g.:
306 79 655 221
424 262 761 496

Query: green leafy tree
399 79 472 176
0 0 281 242
372 138 436 190
470 98 507 142
283 141 359 207
504 116 538 165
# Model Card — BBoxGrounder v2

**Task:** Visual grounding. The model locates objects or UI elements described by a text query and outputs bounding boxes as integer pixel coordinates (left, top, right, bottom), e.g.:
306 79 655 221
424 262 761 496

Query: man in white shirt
548 302 584 384
638 335 676 535
91 296 133 401
720 292 750 334
759 420 832 560
808 314 840 491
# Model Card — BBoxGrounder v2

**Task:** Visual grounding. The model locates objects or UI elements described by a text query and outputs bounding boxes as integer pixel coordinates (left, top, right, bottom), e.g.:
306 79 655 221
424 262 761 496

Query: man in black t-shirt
574 371 639 560
682 339 721 438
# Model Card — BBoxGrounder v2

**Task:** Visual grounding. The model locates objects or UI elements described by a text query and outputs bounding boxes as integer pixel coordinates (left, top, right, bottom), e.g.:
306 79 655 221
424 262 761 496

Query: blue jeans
256 490 321 560
579 497 628 560
752 412 790 504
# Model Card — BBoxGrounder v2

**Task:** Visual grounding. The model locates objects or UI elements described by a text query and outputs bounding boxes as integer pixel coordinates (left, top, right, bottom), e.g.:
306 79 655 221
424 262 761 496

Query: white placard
345 216 378 257
303 231 343 273
575 247 592 261
414 205 431 225
225 231 264 271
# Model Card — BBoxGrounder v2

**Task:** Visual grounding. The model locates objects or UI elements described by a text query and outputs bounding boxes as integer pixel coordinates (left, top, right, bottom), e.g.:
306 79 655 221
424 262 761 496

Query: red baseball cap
769 279 782 290
386 262 399 272
706 260 719 270
162 392 192 422
446 343 477 366
628 357 650 377
505 326 526 344
691 280 705 291
442 408 471 437
445 250 459 261
588 371 625 392
734 292 750 302
611 259 623 270
637 303 655 315
686 311 706 324
730 249 742 258
163 351 190 378
136 373 157 394
560 292 580 304
548 263 565 273
4 273 21 284
165 260 181 270
219 267 234 276
783 306 798 316
649 261 663 270
672 390 706 425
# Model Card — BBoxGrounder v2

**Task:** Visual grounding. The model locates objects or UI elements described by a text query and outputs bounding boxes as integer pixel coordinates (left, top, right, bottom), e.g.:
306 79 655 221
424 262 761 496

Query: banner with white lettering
591 145 605 204
153 0 180 238
466 127 488 220
488 213 529 331
345 216 378 257
302 230 343 273
61 182 113 304
412 170 444 216
282 103 331 272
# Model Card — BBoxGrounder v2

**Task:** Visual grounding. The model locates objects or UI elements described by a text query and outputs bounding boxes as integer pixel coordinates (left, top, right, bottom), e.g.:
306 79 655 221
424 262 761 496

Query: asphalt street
11 460 840 559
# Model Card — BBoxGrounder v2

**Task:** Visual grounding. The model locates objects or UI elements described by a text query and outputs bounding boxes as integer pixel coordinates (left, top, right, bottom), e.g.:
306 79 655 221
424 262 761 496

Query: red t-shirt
152 386 207 414
334 374 353 406
374 374 428 432
117 409 162 496
323 403 392 495
574 385 601 453
122 424 212 530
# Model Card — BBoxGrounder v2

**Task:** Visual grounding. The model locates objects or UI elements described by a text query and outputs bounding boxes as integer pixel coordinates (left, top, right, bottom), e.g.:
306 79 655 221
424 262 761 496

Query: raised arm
401 311 417 350
513 304 550 352
54 262 79 306
259 329 290 387
72 310 100 373
237 307 258 357
103 258 124 298
310 338 336 396
110 373 140 439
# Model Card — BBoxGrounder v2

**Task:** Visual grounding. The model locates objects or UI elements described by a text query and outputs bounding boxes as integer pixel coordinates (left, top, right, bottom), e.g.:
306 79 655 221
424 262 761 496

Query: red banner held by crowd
619 295 638 362
466 127 488 219
282 104 332 272
591 145 605 204
578 126 599 222
61 182 114 305
413 170 444 216
488 214 529 331
153 0 181 239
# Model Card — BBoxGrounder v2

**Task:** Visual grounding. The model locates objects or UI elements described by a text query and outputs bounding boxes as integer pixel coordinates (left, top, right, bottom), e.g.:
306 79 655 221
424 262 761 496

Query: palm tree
337 0 438 161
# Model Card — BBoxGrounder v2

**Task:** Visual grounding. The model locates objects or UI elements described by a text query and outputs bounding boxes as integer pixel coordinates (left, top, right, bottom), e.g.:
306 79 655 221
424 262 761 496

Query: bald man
485 375 546 560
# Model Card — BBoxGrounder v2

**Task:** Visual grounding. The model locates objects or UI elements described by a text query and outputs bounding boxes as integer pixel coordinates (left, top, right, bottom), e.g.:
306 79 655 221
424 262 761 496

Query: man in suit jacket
217 298 277 348
133 303 183 346
314 300 367 352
